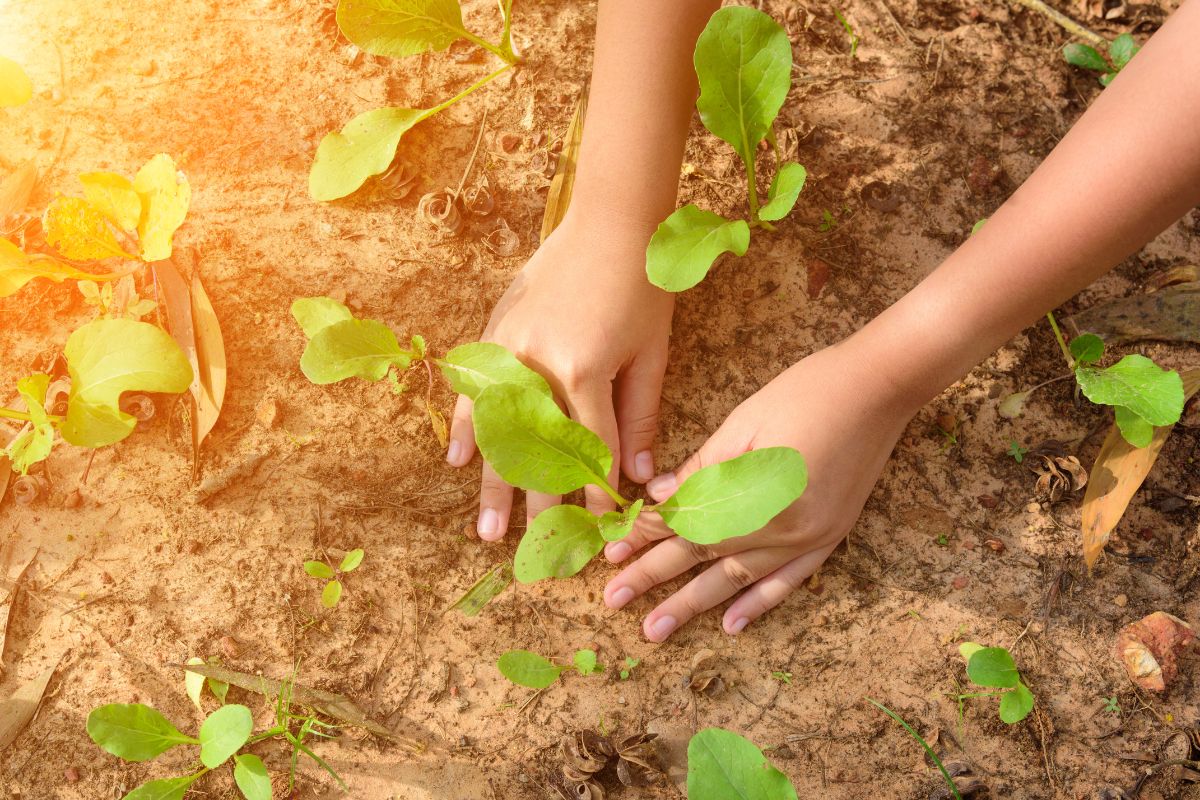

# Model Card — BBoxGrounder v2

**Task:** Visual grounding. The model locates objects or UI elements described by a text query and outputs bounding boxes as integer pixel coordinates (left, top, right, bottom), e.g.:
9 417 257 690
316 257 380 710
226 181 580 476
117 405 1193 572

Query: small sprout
833 9 859 57
1007 440 1028 463
956 642 1035 724
1103 695 1120 713
619 657 640 681
819 208 837 232
770 670 792 684
935 533 950 548
304 548 364 609
1063 33 1139 87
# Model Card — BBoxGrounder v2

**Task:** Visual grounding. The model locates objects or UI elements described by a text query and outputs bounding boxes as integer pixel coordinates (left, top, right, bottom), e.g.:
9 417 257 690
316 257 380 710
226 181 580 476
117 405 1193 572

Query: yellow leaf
540 88 588 244
0 239 132 297
79 172 141 232
1082 368 1200 570
42 196 136 261
133 154 191 262
0 56 32 108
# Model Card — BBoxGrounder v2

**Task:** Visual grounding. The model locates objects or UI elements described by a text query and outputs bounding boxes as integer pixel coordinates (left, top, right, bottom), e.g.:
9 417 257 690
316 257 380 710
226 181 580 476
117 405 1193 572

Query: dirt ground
2 0 1200 798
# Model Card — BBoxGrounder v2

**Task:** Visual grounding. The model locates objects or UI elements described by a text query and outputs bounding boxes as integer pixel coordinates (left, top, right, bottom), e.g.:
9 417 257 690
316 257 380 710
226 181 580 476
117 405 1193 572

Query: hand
447 210 674 540
601 340 919 642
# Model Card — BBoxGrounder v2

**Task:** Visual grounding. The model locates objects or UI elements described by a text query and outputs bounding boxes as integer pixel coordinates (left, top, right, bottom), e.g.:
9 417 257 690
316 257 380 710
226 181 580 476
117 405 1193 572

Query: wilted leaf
0 549 38 670
645 205 750 293
424 398 449 448
79 172 141 232
0 658 60 750
0 457 10 508
998 390 1032 419
133 154 191 262
447 562 513 616
0 161 37 219
540 88 587 243
0 56 32 107
184 657 207 711
1071 282 1200 346
1082 368 1200 569
43 196 135 261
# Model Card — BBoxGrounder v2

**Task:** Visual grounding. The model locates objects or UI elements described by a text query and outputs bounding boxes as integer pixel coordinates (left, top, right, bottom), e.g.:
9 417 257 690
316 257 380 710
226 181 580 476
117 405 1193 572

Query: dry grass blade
0 655 61 751
190 268 227 457
177 662 423 751
0 548 39 671
0 457 11 507
539 88 588 244
0 161 37 220
1082 368 1200 570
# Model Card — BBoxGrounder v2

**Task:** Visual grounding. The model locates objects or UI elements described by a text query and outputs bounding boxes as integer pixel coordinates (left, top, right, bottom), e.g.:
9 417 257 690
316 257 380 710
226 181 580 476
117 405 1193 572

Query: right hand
446 209 675 541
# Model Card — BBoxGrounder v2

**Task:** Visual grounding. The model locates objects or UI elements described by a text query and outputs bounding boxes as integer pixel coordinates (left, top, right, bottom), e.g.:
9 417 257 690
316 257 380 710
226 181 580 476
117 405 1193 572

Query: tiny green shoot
1007 440 1028 463
868 699 962 800
619 657 640 681
496 648 604 689
1103 695 1120 713
955 642 1034 724
770 670 792 684
1063 33 1139 87
833 9 859 57
303 548 364 609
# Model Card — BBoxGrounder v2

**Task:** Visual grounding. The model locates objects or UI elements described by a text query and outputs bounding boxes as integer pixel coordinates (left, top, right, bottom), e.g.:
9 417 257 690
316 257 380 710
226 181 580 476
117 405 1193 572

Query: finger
641 547 798 642
722 543 837 635
563 383 621 516
476 461 513 542
447 394 477 468
614 350 667 484
525 491 561 529
604 508 671 563
645 426 754 503
603 534 750 610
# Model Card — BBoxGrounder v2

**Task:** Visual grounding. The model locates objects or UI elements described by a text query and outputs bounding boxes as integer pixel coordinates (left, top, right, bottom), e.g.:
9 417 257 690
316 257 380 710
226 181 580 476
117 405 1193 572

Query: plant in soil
1063 33 1139 86
645 7 807 292
955 642 1035 724
497 648 603 689
868 699 963 800
294 296 810 585
303 547 365 608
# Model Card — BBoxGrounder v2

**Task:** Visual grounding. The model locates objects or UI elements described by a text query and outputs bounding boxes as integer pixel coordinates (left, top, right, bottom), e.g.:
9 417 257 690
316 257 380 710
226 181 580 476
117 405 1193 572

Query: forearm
566 0 720 236
851 0 1200 410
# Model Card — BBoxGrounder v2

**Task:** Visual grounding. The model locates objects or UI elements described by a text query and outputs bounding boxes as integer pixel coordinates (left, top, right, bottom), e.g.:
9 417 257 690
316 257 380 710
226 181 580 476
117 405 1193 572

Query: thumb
646 423 753 503
615 350 668 484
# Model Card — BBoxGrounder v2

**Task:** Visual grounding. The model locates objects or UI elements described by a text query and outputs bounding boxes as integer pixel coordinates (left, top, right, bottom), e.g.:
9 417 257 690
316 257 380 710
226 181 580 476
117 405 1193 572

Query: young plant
646 7 807 292
833 9 859 57
618 657 640 681
293 297 810 587
1006 439 1028 463
1063 33 1139 86
1103 695 1120 713
955 642 1034 724
687 728 797 800
303 548 364 608
868 699 963 800
310 0 519 201
496 648 602 689
770 670 792 684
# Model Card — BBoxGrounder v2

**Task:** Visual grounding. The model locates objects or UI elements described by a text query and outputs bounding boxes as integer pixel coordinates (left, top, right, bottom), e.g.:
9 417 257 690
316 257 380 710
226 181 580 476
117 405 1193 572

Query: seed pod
463 178 494 216
378 161 419 201
482 220 519 257
119 393 156 422
12 474 47 505
499 132 521 153
417 190 463 235
529 150 555 178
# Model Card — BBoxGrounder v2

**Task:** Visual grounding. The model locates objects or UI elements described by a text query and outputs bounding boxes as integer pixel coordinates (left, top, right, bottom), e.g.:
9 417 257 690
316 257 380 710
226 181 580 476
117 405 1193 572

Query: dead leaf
42 196 136 261
1071 282 1200 346
177 662 422 751
446 562 512 616
424 399 448 447
1082 368 1200 570
540 88 587 244
1145 265 1199 293
0 548 38 671
1115 611 1195 692
0 456 10 507
0 657 60 750
0 161 37 220
998 390 1031 419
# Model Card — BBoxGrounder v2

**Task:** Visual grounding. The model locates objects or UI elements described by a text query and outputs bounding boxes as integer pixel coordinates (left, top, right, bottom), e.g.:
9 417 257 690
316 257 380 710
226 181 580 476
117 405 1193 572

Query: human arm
446 0 720 540
604 0 1200 641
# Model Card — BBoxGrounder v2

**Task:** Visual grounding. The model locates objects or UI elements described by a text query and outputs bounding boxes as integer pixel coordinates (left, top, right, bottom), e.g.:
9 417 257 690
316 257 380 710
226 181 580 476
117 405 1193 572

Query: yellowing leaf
0 240 130 298
79 172 141 232
133 154 191 262
43 196 136 261
0 56 32 108
1082 368 1200 570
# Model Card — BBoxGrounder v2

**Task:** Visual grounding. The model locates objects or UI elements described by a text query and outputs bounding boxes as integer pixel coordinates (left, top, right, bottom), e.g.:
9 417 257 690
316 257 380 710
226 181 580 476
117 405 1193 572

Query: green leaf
123 775 203 800
448 561 513 616
957 642 984 662
599 499 643 543
496 650 567 689
1069 333 1105 365
1099 72 1115 87
234 754 273 800
198 704 253 768
966 647 1019 689
86 704 197 762
658 447 807 545
409 334 426 358
304 560 335 580
339 548 365 572
472 383 612 494
573 649 602 676
310 107 432 201
514 505 605 583
1075 355 1184 426
999 682 1035 724
1063 43 1108 72
208 677 230 705
337 0 468 58
694 7 793 164
291 297 353 338
185 657 207 711
1109 33 1138 69
322 580 344 608
687 727 798 800
970 218 987 236
1114 405 1154 448
436 342 553 401
646 205 750 292
0 55 33 107
6 373 53 475
60 319 193 448
299 318 411 384
758 162 807 222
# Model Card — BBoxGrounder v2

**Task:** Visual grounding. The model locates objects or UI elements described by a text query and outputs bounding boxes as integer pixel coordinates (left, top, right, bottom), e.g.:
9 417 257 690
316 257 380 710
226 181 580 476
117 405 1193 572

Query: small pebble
64 767 80 783
1114 594 1128 607
617 696 627 705
1026 502 1041 513
218 635 239 660
951 576 969 590
984 538 1006 553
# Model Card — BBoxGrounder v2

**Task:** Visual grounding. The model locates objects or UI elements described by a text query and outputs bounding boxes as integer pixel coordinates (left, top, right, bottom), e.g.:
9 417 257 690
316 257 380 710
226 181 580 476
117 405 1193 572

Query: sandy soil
2 0 1199 798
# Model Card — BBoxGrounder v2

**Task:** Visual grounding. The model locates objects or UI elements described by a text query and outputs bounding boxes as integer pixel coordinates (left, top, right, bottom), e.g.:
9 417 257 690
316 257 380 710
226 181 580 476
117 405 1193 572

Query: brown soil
2 1 1200 798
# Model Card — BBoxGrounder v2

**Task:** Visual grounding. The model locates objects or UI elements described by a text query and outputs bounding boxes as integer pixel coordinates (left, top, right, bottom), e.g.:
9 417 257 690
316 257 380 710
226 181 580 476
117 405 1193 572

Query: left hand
601 340 919 642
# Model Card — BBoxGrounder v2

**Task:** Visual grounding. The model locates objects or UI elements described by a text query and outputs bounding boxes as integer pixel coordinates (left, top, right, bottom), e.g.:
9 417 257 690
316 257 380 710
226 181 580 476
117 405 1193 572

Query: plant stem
426 63 514 119
0 407 63 423
461 27 519 65
1007 0 1106 48
868 699 963 800
744 153 762 223
596 477 630 508
1045 311 1074 368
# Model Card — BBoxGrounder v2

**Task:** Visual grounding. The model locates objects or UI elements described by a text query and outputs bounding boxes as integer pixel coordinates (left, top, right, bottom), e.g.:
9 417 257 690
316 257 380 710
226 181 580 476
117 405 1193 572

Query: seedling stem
1045 311 1073 368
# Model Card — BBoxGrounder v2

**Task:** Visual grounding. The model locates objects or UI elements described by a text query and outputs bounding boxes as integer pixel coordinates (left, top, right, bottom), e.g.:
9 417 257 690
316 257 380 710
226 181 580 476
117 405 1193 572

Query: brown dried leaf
482 220 519 257
1115 611 1195 692
0 456 10 507
463 177 494 216
1071 282 1200 346
0 656 60 751
0 161 37 220
417 190 462 235
1082 368 1200 569
540 89 588 244
424 398 448 448
0 549 38 671
1145 265 1199 293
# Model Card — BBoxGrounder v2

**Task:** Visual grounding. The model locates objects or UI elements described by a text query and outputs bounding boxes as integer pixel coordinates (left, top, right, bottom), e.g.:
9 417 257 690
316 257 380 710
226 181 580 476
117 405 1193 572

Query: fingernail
634 450 654 483
646 472 678 499
608 586 635 609
446 440 463 466
727 617 750 635
606 541 632 562
477 508 500 539
649 615 677 641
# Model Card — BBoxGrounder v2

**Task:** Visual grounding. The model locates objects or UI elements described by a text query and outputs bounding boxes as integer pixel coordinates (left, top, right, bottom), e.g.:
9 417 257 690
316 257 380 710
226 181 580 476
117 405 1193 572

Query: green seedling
1063 33 1139 87
619 657 640 681
868 699 962 800
294 297 809 586
934 533 949 548
303 548 364 608
687 728 797 800
833 9 859 57
955 642 1034 724
310 0 519 201
1103 695 1120 713
1007 440 1028 463
818 208 838 232
496 648 603 689
646 7 807 292
771 670 792 684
